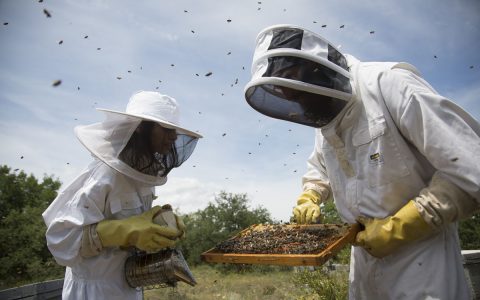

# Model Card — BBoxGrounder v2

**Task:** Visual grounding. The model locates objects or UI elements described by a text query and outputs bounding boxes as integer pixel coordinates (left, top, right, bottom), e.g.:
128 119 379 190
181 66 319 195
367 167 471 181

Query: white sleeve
80 223 103 258
44 171 110 266
380 68 480 224
414 172 478 229
302 129 333 203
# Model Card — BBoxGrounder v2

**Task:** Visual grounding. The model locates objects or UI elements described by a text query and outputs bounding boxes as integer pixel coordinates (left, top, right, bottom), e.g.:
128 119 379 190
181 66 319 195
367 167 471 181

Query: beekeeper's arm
387 67 480 222
355 67 480 258
43 175 112 266
294 130 333 224
44 172 179 265
81 206 180 257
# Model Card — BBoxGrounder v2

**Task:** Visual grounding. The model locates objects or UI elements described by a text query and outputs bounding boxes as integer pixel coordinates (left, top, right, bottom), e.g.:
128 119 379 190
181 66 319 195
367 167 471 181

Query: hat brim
96 108 203 138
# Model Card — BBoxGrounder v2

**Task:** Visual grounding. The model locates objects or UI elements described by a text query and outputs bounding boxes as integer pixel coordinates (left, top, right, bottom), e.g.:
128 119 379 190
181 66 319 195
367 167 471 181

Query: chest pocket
110 192 143 219
353 117 410 188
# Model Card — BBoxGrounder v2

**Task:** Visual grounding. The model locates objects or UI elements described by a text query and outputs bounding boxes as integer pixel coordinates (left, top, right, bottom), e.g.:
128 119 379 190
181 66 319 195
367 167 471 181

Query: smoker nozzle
172 249 197 286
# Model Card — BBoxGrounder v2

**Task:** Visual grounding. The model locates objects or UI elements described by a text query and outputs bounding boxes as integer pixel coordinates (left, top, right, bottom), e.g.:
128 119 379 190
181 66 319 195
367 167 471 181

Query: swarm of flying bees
10 2 471 178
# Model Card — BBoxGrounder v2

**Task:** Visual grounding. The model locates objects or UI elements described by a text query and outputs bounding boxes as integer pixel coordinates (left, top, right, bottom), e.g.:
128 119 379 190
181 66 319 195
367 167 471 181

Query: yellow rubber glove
355 200 433 258
152 204 186 240
293 190 322 224
96 206 181 253
174 214 186 239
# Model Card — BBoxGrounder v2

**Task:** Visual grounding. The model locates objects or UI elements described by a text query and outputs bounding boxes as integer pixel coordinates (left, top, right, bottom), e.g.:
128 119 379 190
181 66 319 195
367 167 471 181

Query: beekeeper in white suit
43 91 202 299
244 24 480 299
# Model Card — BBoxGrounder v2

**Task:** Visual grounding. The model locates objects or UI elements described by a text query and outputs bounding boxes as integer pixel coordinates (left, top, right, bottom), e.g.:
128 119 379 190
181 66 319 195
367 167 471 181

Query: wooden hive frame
201 223 360 266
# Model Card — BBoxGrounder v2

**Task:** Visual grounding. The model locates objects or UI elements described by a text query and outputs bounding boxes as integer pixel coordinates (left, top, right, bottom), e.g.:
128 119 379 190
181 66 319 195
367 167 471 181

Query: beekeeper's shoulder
377 61 430 123
86 159 123 188
391 62 421 76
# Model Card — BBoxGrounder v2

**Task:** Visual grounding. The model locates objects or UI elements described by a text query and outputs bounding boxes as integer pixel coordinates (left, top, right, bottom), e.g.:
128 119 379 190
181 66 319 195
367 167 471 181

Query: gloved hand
293 189 322 224
174 214 186 239
96 206 181 253
153 204 186 239
355 200 433 258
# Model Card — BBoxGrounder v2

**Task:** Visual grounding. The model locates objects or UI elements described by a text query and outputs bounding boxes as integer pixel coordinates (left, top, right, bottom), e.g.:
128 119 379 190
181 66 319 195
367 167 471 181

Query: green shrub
459 213 480 249
0 166 64 289
212 263 292 275
178 191 272 266
293 268 348 300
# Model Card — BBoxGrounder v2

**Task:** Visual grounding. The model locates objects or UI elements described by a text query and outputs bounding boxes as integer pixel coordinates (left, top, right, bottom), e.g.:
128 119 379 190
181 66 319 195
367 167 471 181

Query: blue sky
1 0 479 221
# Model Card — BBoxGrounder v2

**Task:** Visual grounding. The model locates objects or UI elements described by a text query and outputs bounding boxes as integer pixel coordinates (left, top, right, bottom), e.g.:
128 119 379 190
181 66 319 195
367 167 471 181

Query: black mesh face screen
268 28 304 50
262 56 351 94
120 129 198 177
328 45 349 71
154 134 198 177
245 84 348 128
266 28 349 71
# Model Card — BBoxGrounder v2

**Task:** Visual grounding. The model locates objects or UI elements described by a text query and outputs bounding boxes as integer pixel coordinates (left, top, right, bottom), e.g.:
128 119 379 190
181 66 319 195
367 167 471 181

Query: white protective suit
43 91 201 299
244 24 480 299
302 55 480 299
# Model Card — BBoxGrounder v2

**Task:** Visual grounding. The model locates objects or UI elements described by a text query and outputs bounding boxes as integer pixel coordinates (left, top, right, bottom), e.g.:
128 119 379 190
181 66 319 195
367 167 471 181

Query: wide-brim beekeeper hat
244 24 353 128
97 91 202 139
75 91 201 185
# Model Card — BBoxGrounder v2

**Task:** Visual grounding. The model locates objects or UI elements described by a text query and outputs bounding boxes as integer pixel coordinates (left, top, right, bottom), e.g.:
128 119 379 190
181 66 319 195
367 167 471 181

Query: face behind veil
75 91 202 185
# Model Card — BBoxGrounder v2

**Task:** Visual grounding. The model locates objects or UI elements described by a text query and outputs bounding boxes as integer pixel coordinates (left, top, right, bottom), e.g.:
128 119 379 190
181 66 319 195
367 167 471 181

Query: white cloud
0 120 92 184
153 175 302 222
153 177 220 214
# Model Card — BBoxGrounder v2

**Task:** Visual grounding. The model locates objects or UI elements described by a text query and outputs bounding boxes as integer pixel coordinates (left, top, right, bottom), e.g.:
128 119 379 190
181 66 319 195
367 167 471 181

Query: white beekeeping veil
75 91 202 185
244 24 353 128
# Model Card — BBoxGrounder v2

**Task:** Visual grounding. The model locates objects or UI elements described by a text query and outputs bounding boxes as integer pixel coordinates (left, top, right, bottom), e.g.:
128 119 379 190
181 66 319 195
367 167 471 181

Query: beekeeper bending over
43 91 201 299
244 24 480 299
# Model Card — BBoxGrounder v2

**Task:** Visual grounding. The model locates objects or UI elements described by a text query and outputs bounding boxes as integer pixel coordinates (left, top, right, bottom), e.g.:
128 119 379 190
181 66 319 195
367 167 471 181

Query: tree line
1 165 479 289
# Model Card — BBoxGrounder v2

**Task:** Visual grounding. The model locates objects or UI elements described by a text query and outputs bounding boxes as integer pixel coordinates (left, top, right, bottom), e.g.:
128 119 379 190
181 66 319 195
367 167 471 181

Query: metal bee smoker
124 205 197 289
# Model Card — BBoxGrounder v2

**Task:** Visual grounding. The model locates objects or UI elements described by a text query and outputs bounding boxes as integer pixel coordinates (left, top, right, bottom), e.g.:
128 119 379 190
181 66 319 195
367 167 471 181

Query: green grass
144 265 348 300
